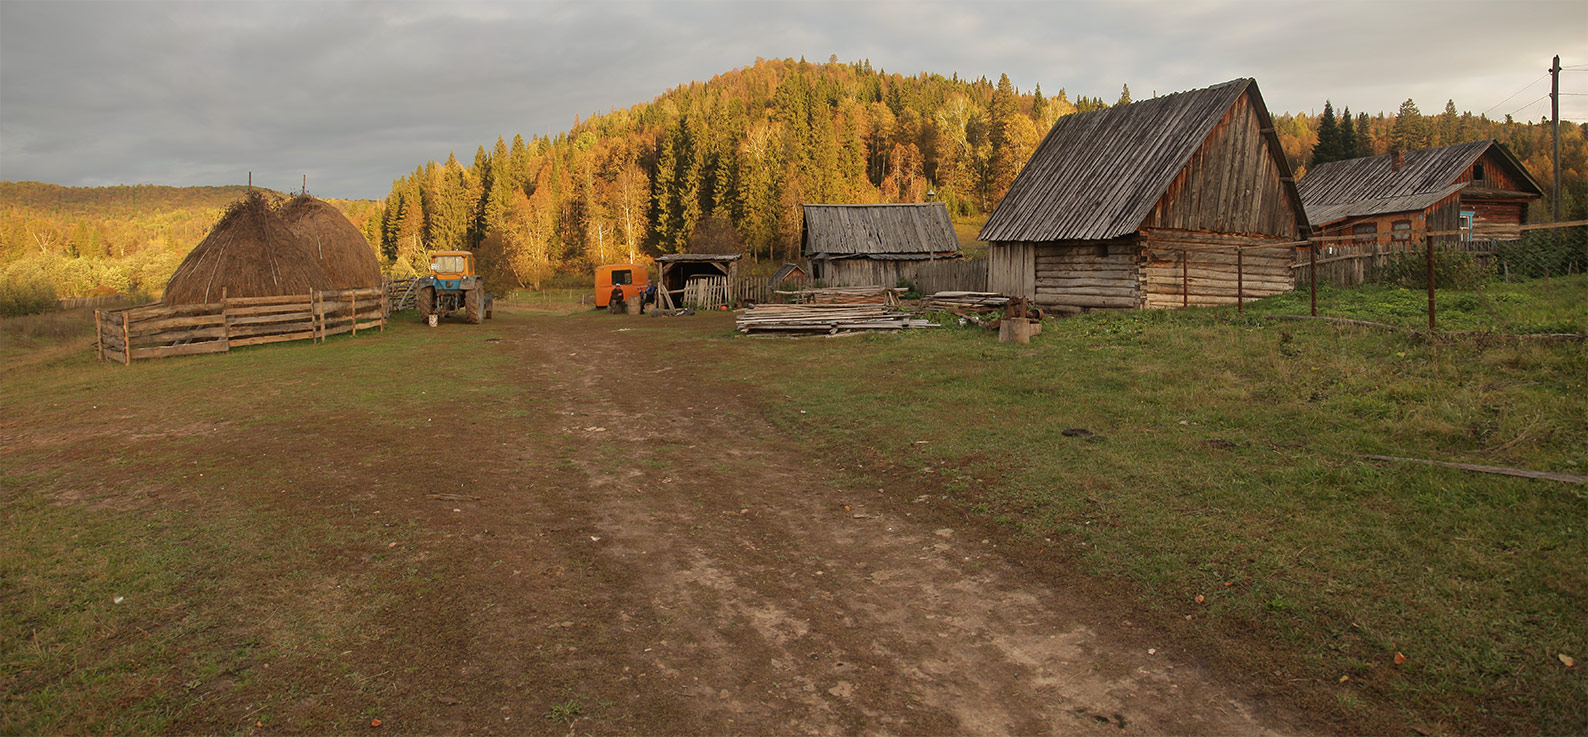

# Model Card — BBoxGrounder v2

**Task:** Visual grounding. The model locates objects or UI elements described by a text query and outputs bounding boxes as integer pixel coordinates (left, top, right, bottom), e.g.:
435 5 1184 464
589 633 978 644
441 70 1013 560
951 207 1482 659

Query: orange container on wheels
594 264 649 310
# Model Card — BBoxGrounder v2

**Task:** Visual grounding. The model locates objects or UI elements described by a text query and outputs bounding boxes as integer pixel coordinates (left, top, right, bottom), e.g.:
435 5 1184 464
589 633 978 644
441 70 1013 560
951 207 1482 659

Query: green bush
1494 230 1588 279
0 271 59 317
1370 247 1489 290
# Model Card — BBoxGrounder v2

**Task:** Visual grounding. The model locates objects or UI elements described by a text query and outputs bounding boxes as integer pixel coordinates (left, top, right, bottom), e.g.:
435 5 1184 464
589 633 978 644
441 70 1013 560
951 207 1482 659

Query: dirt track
314 311 1293 735
8 309 1297 735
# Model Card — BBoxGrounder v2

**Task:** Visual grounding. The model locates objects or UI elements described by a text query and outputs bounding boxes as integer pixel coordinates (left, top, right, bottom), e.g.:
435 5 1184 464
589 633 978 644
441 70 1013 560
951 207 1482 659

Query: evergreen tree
1312 101 1341 165
1117 83 1131 106
1338 107 1356 160
1390 98 1427 151
1354 112 1373 157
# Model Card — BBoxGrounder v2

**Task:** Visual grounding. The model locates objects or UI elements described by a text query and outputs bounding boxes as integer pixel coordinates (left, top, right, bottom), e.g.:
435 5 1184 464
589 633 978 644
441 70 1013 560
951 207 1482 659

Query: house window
1472 162 1486 181
1459 211 1476 243
1353 223 1378 245
611 269 632 285
1392 220 1412 243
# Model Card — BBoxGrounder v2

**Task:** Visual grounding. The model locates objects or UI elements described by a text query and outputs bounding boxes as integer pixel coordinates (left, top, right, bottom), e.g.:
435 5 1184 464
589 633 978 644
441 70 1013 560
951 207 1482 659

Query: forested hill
379 58 1113 285
382 57 1586 288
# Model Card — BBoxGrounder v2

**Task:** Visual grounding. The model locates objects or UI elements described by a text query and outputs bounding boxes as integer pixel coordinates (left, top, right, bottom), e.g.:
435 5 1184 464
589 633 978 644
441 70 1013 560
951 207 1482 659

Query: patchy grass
1 312 522 734
718 288 1587 734
1250 274 1586 334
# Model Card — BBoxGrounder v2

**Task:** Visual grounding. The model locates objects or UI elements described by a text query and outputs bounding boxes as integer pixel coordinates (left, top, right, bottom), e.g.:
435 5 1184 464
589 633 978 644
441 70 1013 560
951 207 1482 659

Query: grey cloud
2 0 1584 200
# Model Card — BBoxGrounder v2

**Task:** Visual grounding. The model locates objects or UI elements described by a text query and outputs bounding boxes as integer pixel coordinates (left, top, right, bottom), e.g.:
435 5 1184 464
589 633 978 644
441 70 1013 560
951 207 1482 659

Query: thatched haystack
281 195 382 289
164 192 330 305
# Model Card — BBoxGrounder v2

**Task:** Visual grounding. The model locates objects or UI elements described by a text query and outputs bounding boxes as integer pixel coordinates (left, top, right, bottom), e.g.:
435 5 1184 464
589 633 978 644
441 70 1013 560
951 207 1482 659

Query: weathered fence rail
95 285 388 364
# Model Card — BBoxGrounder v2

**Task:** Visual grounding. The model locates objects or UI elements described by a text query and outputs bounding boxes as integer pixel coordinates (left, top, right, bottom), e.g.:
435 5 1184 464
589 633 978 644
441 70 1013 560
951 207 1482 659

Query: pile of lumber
921 291 1010 314
736 304 936 335
775 286 903 305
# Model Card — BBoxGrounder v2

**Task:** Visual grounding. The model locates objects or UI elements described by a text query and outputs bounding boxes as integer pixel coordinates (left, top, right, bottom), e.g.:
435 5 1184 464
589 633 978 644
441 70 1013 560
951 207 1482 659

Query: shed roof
1298 140 1543 226
979 78 1300 242
655 253 743 263
802 203 960 259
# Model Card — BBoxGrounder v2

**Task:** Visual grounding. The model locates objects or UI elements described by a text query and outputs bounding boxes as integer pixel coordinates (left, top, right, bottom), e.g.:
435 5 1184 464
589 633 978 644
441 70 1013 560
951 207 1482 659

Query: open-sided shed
979 78 1308 312
656 253 741 304
802 203 960 287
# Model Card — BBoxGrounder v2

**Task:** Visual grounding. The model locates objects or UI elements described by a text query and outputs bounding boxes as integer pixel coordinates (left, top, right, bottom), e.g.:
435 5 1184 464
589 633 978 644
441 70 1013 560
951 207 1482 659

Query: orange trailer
594 263 649 308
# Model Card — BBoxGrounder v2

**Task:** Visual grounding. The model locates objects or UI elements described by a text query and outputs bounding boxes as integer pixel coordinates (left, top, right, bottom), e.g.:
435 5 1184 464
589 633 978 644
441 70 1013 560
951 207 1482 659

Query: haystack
280 195 382 290
163 192 330 305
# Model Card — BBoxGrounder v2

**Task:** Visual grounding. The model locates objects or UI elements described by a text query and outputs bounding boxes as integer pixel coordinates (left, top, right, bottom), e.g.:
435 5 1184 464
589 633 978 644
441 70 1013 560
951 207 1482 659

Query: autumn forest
4 58 1585 304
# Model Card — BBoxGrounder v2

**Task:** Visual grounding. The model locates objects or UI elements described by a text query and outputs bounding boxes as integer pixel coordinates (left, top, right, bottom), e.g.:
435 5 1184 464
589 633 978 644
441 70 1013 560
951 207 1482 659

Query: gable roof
979 78 1302 242
1298 140 1543 226
802 203 960 259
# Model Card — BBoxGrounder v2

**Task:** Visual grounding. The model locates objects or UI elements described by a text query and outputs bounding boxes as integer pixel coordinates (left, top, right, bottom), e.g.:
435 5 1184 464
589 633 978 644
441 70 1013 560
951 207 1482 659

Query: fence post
94 309 104 362
120 311 131 365
221 288 231 350
1309 242 1317 317
1425 233 1436 332
1236 246 1244 313
351 292 358 337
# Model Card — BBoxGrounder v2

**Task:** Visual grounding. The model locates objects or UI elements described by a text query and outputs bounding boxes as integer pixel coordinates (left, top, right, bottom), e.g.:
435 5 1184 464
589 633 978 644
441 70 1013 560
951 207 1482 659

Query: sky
2 0 1585 200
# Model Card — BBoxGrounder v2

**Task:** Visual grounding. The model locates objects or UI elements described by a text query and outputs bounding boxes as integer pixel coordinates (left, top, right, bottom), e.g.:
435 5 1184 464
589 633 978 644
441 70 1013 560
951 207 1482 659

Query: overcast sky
2 0 1584 200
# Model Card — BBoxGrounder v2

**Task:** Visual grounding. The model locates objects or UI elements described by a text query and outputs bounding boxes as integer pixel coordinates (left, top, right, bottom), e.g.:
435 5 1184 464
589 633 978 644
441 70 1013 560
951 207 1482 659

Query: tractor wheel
417 286 436 319
465 288 484 324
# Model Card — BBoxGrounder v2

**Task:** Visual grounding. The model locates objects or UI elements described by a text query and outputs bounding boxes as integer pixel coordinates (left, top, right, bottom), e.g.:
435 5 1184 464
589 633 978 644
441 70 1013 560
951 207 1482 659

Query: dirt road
321 312 1292 735
10 309 1296 734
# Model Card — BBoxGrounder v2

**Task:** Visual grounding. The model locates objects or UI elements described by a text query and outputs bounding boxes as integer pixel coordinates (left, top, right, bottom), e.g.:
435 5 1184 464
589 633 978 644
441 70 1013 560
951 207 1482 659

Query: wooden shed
979 78 1308 312
1298 139 1542 244
656 253 741 306
802 203 961 287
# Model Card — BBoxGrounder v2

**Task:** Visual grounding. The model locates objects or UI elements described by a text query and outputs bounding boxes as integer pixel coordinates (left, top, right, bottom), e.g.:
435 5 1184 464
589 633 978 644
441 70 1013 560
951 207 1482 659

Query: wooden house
1297 140 1542 244
802 203 961 287
979 78 1308 312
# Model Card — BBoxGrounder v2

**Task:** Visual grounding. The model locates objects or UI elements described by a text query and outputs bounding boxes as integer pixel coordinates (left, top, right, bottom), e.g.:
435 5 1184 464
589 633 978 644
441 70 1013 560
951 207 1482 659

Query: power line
1506 93 1549 119
1482 73 1548 116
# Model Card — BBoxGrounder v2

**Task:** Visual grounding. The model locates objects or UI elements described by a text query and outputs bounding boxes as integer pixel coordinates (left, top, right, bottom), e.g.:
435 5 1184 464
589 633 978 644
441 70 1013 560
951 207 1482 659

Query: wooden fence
901 259 987 294
94 286 388 364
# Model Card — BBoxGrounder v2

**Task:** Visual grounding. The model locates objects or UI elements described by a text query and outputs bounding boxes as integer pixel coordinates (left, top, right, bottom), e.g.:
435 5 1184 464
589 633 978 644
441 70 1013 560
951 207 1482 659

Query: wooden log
1035 285 1140 298
1364 455 1588 484
225 321 317 338
100 332 126 351
129 340 230 360
225 302 312 317
94 309 104 362
223 294 315 306
1033 294 1138 308
230 330 316 347
130 326 229 345
999 318 1033 344
121 312 131 365
101 347 128 363
1035 277 1137 289
127 313 228 335
225 311 315 327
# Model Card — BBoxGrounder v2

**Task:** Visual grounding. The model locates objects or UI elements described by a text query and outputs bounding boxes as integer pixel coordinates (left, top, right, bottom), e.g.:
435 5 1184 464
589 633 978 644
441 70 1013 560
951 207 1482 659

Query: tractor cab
429 251 476 289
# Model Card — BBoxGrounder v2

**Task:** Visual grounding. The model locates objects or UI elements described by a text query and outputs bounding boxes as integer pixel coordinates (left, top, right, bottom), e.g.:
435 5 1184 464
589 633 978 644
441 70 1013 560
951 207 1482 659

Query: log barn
1297 140 1542 244
802 203 961 287
979 78 1308 312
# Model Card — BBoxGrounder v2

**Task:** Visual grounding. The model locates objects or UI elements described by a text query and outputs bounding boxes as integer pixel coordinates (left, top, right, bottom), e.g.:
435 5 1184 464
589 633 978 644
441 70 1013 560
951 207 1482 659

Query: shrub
0 270 59 317
1370 247 1489 290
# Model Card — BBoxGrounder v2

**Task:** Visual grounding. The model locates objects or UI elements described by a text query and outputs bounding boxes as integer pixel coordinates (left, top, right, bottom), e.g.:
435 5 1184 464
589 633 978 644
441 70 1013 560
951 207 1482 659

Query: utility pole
1551 55 1561 222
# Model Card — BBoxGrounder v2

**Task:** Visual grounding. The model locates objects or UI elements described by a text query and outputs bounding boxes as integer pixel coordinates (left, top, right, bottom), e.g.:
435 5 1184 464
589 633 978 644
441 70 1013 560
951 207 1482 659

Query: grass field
3 277 1584 734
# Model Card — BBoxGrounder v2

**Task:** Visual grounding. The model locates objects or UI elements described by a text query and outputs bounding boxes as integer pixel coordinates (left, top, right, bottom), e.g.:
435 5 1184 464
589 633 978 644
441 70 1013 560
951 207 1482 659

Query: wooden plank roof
802 203 960 259
1298 140 1543 226
979 78 1300 242
655 253 743 263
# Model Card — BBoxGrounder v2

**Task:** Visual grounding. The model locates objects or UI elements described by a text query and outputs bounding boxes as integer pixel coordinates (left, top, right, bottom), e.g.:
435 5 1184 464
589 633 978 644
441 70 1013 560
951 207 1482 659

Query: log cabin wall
1032 237 1141 312
1463 198 1528 236
1139 230 1294 308
1451 149 1530 192
1139 91 1304 240
988 243 1036 298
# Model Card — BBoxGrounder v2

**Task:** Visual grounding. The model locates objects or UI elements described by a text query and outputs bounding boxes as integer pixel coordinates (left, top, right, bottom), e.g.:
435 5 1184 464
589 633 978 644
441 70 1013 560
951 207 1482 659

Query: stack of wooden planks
736 304 936 335
921 291 1010 314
